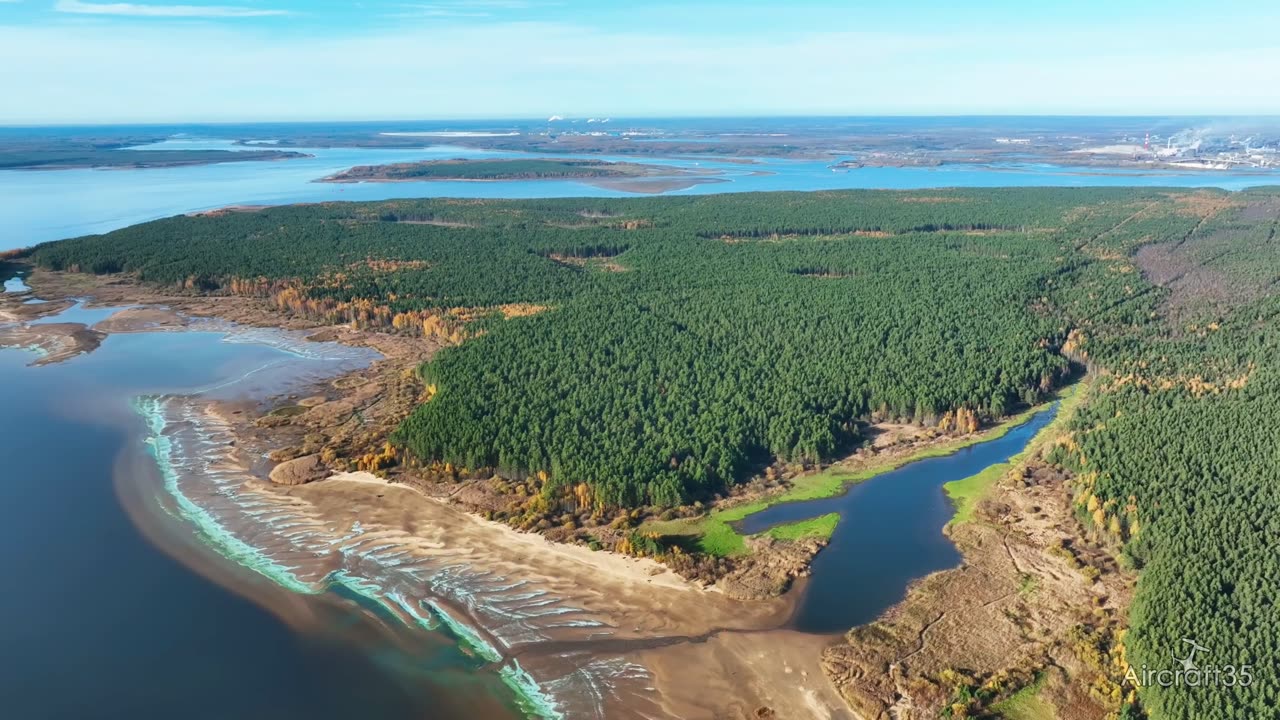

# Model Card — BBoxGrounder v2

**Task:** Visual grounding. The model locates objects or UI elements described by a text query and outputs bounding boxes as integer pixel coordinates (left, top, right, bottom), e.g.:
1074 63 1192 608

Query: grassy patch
1018 572 1040 597
946 461 1012 524
640 515 748 557
766 513 840 541
699 518 749 556
735 392 1063 520
713 470 848 523
990 673 1055 720
944 383 1088 526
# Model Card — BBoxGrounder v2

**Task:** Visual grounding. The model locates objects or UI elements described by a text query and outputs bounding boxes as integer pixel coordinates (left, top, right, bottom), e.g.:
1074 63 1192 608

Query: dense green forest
1042 188 1280 720
31 188 1122 505
27 186 1280 719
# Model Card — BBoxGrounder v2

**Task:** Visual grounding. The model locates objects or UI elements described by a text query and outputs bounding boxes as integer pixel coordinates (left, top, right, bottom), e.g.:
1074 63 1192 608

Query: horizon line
5 112 1280 129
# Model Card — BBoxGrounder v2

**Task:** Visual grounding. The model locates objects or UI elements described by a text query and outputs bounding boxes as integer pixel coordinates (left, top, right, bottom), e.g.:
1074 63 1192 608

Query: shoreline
0 273 845 719
314 173 730 194
3 151 313 172
126 388 846 718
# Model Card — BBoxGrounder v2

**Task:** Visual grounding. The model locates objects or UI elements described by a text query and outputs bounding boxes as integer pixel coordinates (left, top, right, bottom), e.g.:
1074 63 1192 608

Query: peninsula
317 157 725 193
0 141 309 170
11 187 1279 720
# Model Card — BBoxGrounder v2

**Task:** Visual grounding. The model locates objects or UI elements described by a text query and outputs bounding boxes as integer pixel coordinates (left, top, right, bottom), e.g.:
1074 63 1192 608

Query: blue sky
2 0 1279 123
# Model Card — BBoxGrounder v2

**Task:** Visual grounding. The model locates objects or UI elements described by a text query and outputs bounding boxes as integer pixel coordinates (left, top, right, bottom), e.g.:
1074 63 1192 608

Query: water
3 129 1279 250
0 120 1265 715
737 404 1059 634
28 299 128 325
0 304 526 720
4 272 31 293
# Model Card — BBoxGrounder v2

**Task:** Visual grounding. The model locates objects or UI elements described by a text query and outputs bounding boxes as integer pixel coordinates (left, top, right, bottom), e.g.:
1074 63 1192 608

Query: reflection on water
738 404 1059 634
4 273 31 293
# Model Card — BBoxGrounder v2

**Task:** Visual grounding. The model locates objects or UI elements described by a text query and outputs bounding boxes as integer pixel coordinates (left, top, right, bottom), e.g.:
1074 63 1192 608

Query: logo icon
1175 638 1208 672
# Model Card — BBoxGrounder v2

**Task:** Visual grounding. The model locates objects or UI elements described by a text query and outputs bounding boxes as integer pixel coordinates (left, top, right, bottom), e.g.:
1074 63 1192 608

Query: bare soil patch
1134 198 1280 318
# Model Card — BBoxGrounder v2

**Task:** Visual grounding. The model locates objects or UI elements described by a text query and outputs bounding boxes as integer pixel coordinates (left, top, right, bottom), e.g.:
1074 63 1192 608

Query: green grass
944 383 1088 526
698 517 749 556
639 515 749 557
642 388 1079 557
765 513 840 541
945 461 1012 524
990 673 1055 720
1018 572 1041 597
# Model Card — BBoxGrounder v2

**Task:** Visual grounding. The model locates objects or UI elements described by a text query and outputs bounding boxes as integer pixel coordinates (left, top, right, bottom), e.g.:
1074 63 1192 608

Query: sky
2 0 1279 123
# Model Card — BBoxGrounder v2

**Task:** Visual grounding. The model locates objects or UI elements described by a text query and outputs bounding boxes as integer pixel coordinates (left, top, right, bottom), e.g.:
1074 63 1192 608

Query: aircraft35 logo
1124 639 1255 689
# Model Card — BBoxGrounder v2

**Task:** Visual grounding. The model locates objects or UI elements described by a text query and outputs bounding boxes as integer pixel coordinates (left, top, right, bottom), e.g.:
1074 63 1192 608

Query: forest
1042 188 1280 720
29 188 1118 506
26 186 1280 719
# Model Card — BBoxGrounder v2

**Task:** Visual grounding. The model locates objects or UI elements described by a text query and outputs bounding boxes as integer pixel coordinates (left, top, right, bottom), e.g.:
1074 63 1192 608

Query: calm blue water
0 300 525 720
738 404 1059 634
3 130 1278 249
3 272 31 293
28 299 129 326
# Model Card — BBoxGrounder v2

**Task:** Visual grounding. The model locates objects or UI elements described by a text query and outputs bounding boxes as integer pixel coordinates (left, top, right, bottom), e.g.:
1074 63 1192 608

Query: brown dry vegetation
349 258 431 272
546 253 628 272
1167 190 1242 219
1134 196 1280 320
822 462 1135 720
22 268 445 470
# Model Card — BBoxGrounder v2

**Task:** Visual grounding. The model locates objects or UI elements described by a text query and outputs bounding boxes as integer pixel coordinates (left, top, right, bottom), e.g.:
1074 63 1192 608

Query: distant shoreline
317 157 713 183
1 150 311 172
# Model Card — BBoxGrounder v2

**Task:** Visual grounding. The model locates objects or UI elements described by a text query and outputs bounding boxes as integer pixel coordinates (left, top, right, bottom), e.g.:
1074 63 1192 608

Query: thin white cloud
2 19 1278 123
54 0 289 18
391 6 492 18
391 1 541 18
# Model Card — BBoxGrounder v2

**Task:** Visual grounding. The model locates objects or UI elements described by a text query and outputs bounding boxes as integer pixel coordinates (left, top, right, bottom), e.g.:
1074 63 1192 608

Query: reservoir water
0 296 525 720
737 404 1059 634
2 136 1278 250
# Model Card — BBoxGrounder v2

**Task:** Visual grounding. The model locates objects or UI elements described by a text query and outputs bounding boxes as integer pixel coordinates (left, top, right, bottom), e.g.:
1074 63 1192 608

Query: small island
318 157 726 193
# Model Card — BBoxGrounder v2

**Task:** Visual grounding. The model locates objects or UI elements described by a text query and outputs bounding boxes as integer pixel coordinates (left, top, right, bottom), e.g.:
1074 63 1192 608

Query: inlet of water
737 404 1058 633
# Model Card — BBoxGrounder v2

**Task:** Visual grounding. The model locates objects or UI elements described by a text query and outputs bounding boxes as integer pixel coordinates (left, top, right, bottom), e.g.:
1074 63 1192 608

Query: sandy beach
282 471 853 719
